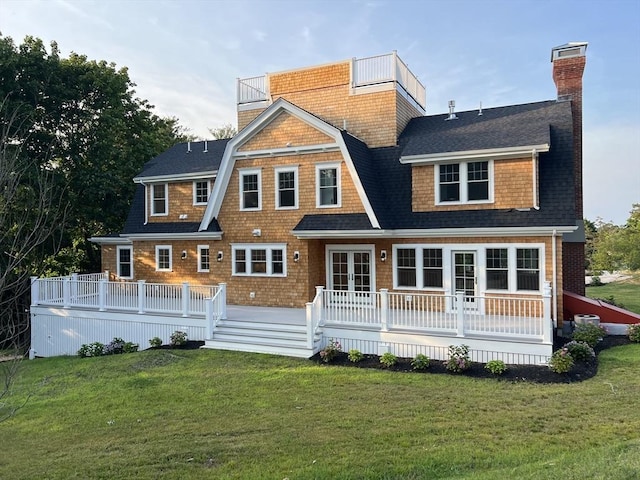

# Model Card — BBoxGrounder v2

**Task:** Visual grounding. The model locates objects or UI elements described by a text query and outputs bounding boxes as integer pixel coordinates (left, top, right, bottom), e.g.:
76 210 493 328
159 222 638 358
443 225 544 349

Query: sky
1 0 639 225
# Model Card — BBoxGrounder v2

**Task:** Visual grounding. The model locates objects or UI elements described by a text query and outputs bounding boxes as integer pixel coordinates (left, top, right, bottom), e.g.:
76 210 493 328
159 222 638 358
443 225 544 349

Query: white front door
453 251 477 310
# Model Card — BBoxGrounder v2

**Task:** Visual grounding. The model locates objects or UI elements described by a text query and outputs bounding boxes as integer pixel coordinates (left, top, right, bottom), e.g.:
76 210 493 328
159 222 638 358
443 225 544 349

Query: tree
588 204 640 273
208 123 237 139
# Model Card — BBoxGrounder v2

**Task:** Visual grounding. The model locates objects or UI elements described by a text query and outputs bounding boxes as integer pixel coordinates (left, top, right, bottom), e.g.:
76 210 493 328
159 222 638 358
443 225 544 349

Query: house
55 43 589 362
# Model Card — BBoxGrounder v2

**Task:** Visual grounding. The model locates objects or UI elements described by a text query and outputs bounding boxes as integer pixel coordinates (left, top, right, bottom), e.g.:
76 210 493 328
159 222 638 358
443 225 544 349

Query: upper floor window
436 161 492 204
232 244 286 277
198 245 210 272
316 163 341 208
151 184 168 215
239 169 261 210
516 248 540 291
155 245 172 271
193 180 211 205
275 166 298 209
117 246 133 279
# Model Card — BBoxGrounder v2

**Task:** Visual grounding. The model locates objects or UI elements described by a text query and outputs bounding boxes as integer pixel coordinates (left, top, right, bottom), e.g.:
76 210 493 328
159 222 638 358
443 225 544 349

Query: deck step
204 317 318 358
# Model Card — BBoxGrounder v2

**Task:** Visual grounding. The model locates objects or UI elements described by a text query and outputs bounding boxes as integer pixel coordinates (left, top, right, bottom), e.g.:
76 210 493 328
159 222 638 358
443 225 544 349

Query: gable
237 111 334 152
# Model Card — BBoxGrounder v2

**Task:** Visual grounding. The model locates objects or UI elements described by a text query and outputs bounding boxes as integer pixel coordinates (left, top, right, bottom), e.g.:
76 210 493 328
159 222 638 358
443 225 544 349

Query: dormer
236 52 426 148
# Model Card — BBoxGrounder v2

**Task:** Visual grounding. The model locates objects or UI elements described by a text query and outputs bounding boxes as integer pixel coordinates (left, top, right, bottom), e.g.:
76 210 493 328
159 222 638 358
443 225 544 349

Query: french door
327 247 374 304
453 251 477 311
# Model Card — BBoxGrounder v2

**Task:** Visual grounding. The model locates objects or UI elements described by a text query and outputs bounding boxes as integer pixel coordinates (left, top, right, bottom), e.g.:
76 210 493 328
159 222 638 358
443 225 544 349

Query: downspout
552 229 558 329
140 181 148 225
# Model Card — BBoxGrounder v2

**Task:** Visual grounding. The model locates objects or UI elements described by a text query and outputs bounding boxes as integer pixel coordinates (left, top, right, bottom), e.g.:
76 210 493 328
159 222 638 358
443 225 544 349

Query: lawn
587 272 640 314
1 344 639 480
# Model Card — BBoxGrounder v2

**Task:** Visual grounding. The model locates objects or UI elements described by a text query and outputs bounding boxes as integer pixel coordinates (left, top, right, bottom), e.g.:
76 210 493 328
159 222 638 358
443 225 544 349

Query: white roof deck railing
236 52 426 111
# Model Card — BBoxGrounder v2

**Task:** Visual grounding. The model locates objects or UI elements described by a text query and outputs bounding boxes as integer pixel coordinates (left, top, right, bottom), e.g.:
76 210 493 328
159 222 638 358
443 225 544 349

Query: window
517 248 540 291
396 249 416 287
155 245 172 271
437 161 492 204
117 246 133 279
198 245 210 272
239 169 261 210
275 166 298 209
193 180 211 205
316 163 340 207
423 249 443 288
151 184 168 215
486 248 508 290
232 244 286 277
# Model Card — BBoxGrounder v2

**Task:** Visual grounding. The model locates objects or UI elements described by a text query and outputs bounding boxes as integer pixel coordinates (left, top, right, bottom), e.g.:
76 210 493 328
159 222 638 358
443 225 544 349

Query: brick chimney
552 42 588 297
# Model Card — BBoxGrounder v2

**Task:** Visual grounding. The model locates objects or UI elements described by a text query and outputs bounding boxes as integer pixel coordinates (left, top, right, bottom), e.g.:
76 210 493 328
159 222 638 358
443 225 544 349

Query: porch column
182 282 189 318
380 289 389 332
98 279 106 312
205 298 213 339
542 281 552 344
456 291 465 337
306 302 314 349
70 273 78 304
137 280 146 314
315 286 324 326
30 276 39 306
218 283 227 320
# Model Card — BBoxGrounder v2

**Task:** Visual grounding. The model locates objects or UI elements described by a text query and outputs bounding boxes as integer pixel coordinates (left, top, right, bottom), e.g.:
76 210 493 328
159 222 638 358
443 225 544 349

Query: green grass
1 345 639 479
587 272 640 314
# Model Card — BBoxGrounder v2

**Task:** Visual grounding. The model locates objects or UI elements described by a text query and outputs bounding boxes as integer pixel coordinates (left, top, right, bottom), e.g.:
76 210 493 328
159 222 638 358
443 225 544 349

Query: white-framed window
275 166 298 209
193 180 211 205
116 246 133 279
239 168 261 211
436 161 492 204
155 245 172 271
516 248 540 291
232 244 286 277
486 248 509 290
197 245 210 272
316 162 341 208
394 247 444 289
151 183 168 215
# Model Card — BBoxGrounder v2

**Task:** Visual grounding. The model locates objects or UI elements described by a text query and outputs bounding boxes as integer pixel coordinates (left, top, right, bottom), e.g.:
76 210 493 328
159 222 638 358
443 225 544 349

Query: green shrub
564 340 596 362
149 337 163 348
485 359 507 375
104 337 125 355
628 323 640 343
548 347 574 374
379 352 397 368
123 342 139 354
444 344 471 373
170 330 188 347
319 339 341 363
348 349 364 363
572 323 607 347
411 353 430 370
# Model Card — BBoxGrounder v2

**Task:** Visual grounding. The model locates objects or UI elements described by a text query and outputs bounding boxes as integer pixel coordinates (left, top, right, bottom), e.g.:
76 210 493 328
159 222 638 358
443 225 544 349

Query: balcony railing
236 52 426 111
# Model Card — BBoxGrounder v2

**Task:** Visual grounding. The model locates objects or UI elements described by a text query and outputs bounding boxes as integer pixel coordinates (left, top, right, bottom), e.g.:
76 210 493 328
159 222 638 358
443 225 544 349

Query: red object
563 291 640 324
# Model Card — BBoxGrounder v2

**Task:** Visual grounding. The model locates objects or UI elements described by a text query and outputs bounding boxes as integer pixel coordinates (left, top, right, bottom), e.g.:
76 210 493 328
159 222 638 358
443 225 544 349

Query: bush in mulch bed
310 336 633 384
151 340 205 350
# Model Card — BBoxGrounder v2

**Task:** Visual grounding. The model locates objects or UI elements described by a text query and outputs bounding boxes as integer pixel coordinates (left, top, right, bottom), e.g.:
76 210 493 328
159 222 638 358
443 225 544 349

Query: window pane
195 181 209 203
516 249 539 290
468 181 489 201
439 164 460 201
157 248 170 270
242 174 259 209
486 248 508 290
200 248 210 271
278 171 296 207
272 249 283 274
251 249 267 274
422 249 443 287
153 185 166 214
397 249 416 287
235 249 246 273
319 168 338 206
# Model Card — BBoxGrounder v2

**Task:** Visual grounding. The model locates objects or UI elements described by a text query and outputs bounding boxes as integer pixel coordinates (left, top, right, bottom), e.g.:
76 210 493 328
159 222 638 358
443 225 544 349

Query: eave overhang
133 171 217 183
399 144 550 165
121 232 223 241
293 225 577 239
88 236 132 245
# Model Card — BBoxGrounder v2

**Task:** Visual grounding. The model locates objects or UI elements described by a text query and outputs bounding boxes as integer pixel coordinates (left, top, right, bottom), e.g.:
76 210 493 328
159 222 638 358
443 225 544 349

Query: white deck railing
236 52 426 111
30 274 227 338
309 283 552 343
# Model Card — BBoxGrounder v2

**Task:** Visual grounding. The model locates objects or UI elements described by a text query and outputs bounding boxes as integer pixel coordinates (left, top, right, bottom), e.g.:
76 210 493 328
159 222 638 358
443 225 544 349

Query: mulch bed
310 336 634 384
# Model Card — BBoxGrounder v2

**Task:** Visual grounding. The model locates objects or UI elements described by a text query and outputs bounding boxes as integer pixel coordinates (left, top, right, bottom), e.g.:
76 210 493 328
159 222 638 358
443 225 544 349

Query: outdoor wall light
252 228 261 237
217 251 224 262
380 250 387 262
293 251 300 262
181 250 187 260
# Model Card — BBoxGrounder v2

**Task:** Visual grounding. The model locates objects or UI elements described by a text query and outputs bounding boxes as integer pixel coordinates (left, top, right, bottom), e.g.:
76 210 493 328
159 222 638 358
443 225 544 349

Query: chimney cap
551 42 588 62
